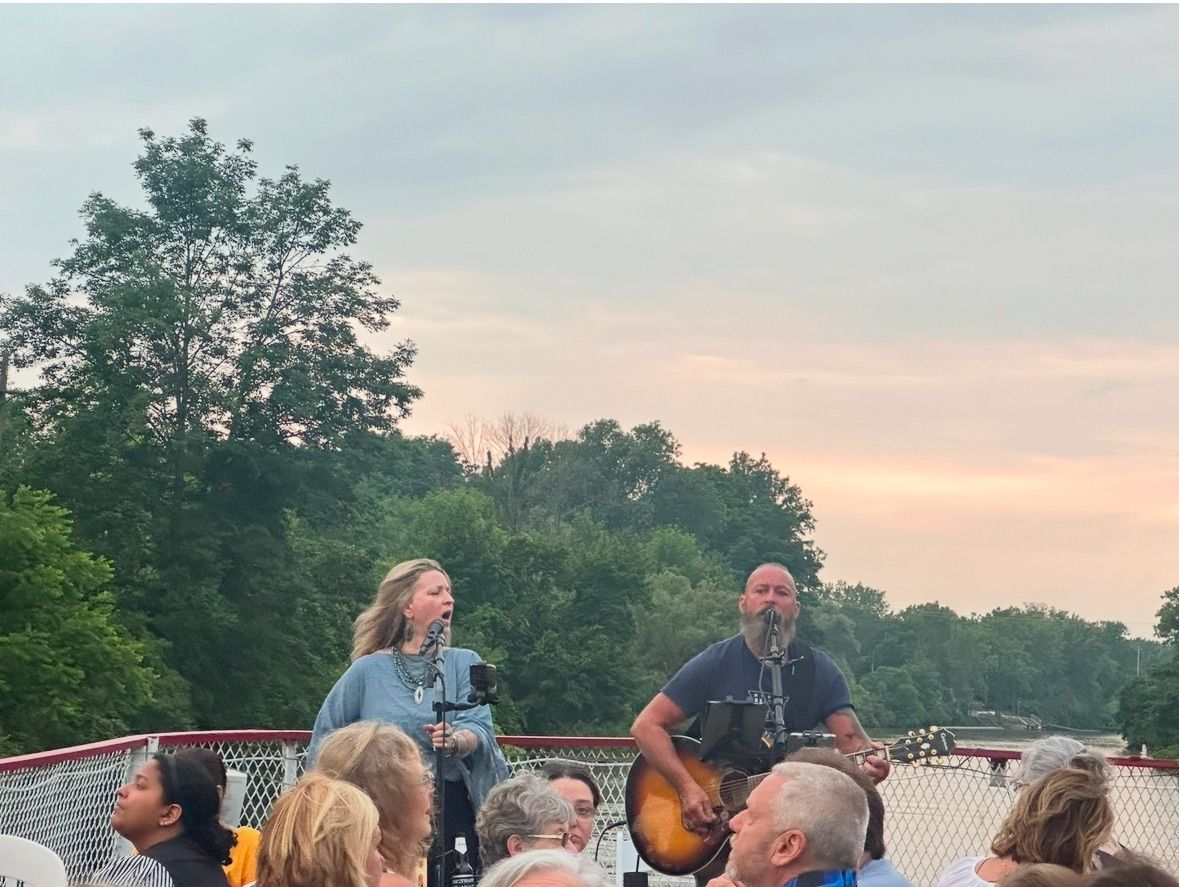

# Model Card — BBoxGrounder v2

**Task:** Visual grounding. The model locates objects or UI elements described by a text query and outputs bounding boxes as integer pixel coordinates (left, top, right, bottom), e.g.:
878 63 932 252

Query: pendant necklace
389 649 431 704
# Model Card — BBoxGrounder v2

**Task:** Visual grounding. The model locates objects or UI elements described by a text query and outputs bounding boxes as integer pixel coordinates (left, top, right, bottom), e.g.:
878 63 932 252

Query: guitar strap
780 639 818 733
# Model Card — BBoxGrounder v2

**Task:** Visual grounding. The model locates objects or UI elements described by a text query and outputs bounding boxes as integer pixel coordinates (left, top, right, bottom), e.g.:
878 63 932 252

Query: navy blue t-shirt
662 635 852 734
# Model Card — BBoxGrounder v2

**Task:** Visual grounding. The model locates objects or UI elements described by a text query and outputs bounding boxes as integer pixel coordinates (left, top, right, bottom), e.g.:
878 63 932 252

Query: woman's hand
424 724 477 757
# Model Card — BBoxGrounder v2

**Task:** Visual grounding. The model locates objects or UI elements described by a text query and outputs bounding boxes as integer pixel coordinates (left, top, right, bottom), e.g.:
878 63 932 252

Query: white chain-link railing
2 733 1176 887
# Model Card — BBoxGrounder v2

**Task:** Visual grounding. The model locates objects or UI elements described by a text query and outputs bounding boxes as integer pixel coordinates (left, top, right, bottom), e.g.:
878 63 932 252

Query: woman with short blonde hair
256 773 382 887
316 721 434 887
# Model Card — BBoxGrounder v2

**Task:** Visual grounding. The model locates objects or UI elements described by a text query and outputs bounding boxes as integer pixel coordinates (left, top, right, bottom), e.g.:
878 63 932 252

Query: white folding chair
0 834 69 887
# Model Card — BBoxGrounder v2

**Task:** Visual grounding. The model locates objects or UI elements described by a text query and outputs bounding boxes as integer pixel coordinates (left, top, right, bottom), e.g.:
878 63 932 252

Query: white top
935 857 993 887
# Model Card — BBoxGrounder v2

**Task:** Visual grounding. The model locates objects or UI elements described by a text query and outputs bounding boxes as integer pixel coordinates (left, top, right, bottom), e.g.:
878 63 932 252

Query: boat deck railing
2 732 1177 887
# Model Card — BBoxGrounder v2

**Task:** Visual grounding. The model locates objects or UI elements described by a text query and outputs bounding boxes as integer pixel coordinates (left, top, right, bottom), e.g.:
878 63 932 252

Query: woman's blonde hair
991 768 1113 873
315 721 432 877
352 558 449 659
257 773 379 887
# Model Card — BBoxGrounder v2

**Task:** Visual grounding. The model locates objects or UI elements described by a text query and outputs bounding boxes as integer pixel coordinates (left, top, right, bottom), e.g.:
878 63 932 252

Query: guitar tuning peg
907 753 914 760
930 725 939 731
907 730 915 737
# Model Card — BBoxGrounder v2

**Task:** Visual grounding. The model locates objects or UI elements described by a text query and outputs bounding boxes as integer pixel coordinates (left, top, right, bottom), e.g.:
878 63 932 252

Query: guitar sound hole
717 770 752 812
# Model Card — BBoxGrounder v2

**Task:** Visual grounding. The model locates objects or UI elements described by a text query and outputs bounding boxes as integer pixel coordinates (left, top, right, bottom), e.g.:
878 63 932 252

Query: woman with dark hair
93 753 236 887
539 761 602 854
174 748 261 887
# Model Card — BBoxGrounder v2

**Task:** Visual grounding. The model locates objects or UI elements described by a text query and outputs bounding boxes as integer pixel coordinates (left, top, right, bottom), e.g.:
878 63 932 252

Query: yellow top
224 825 261 887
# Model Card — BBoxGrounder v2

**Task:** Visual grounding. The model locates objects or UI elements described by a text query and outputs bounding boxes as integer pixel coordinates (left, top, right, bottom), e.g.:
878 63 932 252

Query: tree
1118 586 1179 757
1 119 424 728
0 488 156 753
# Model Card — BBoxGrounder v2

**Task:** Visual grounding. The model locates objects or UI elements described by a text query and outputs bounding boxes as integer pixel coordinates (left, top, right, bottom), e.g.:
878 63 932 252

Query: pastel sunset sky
3 5 1177 635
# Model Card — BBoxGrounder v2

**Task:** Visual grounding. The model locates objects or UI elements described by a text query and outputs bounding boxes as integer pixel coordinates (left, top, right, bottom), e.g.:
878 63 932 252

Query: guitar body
624 726 955 876
624 736 750 876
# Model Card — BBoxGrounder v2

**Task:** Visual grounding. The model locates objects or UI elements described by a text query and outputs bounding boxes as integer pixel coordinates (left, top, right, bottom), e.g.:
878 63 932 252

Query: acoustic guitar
624 726 955 875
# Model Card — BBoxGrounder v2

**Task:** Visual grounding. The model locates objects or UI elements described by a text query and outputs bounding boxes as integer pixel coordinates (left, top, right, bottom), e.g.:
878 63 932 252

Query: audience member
314 721 434 887
997 864 1083 887
936 768 1113 887
1013 737 1126 865
1080 857 1179 887
787 748 912 887
475 773 577 868
255 772 382 887
174 748 261 887
711 761 868 887
539 761 602 854
93 753 235 887
478 850 585 887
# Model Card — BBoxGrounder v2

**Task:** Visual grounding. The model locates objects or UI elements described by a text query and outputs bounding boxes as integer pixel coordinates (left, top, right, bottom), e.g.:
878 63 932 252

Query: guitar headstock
887 726 956 764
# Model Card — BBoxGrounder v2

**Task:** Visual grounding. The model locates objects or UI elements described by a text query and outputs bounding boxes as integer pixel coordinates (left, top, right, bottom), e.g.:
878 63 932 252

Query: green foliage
0 488 155 753
1 119 1163 753
1116 589 1179 758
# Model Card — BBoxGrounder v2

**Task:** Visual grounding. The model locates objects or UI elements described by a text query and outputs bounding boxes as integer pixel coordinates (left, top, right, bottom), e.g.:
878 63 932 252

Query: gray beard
740 608 796 656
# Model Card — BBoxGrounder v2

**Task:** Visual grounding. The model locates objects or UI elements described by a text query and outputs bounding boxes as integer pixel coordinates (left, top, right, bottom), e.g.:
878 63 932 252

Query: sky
2 4 1177 637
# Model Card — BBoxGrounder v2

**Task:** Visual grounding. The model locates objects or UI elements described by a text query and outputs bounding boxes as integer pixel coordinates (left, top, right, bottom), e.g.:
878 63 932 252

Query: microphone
419 619 447 656
763 608 780 630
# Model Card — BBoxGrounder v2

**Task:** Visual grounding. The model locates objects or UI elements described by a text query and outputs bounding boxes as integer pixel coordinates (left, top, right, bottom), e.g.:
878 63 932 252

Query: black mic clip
419 619 447 657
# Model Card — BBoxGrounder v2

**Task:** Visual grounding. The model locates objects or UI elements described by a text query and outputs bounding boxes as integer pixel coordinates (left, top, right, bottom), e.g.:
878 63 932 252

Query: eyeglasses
524 833 575 848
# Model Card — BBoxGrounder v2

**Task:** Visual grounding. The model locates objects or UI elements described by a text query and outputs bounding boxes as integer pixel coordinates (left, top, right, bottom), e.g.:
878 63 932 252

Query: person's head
539 761 602 853
990 768 1113 872
478 850 586 887
998 864 1084 887
352 558 453 658
1014 737 1112 791
1081 856 1179 887
785 747 886 864
174 747 228 804
476 773 578 868
314 720 434 877
725 762 868 887
257 772 382 887
112 753 236 864
739 563 801 649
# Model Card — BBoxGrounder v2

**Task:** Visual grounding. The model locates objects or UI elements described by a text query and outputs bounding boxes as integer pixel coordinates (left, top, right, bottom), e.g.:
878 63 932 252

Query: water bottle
452 836 476 887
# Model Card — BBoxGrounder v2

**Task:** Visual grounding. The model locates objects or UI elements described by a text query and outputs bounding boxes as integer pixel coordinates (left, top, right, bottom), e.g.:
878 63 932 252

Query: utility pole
0 348 11 453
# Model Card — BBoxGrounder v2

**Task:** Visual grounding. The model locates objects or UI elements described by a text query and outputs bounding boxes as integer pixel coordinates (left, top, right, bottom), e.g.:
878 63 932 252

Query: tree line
1 120 1174 757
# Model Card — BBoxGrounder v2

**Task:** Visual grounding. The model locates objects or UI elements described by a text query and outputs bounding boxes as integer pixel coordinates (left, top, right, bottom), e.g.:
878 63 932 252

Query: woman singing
309 558 509 886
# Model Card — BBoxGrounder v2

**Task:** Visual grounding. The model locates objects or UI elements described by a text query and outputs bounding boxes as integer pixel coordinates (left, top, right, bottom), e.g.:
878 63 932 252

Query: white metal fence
2 732 1177 887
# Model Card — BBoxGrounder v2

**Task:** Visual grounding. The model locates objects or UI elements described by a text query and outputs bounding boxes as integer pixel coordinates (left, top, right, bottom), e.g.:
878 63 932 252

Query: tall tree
2 119 422 727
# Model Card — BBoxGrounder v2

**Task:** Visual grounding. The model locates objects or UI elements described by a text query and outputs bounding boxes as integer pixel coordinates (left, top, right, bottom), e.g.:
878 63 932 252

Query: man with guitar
630 563 889 878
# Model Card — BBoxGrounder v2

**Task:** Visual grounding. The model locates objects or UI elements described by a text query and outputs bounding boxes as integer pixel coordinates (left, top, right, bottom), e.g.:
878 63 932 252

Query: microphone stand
760 612 790 764
423 647 494 887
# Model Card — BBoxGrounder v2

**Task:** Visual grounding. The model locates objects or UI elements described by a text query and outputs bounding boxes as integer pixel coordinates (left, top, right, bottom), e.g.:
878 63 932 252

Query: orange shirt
224 826 261 887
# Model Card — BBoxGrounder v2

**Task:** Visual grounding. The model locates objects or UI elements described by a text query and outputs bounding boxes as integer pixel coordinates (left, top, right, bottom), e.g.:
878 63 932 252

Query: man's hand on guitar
860 742 891 783
677 781 719 835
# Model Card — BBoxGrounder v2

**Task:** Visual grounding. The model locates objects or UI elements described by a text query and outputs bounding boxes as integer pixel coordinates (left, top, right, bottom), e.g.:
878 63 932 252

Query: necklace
388 649 432 704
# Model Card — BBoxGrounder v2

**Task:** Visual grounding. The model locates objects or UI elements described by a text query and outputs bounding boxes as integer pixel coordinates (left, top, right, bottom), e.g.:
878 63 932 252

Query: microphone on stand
763 608 780 631
419 619 447 657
